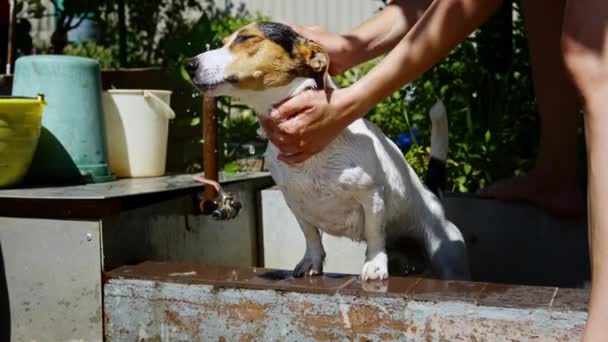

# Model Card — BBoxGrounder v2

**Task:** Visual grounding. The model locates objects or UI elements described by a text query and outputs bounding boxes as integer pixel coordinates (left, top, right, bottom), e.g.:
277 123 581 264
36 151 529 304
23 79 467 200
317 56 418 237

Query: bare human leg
562 0 608 339
479 0 584 219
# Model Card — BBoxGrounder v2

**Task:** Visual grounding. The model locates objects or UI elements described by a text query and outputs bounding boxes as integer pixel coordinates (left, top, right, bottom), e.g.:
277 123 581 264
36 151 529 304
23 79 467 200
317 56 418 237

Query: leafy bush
161 9 268 173
63 41 120 68
335 2 539 193
58 1 267 172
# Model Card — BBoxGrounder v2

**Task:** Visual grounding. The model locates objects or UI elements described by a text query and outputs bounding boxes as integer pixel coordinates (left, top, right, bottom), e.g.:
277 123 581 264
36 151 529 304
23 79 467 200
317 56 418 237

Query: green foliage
14 0 46 18
16 0 99 18
222 109 260 145
63 41 120 68
18 0 99 47
85 0 267 69
164 7 267 172
223 161 241 173
57 0 266 172
336 2 538 193
404 145 428 178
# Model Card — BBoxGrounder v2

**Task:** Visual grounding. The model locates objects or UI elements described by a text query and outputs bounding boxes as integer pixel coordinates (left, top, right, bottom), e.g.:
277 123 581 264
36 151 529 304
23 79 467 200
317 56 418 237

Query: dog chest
266 155 366 240
284 182 365 241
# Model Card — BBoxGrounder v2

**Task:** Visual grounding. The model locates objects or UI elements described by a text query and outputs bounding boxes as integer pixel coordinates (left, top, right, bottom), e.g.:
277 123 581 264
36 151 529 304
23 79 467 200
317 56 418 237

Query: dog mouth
198 81 223 92
195 75 237 93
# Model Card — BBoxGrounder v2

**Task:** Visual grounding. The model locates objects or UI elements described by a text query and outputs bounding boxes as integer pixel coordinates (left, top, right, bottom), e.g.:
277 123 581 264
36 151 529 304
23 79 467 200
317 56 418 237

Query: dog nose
185 58 199 75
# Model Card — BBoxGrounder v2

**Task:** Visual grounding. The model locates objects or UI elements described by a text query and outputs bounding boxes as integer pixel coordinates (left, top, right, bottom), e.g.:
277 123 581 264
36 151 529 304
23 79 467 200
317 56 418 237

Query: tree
16 0 100 54
49 0 100 53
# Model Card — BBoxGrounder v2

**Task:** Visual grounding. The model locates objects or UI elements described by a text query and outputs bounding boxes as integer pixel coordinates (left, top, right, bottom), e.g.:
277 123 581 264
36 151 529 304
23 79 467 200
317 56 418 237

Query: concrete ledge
261 187 590 287
104 262 588 341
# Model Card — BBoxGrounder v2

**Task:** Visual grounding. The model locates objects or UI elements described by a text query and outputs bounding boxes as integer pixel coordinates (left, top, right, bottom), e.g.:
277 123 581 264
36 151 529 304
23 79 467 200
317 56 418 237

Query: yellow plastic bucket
0 95 46 188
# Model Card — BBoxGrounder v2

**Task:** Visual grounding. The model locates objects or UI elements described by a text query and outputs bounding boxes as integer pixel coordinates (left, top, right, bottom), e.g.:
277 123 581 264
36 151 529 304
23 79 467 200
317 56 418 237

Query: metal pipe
201 96 219 213
6 0 15 75
193 96 241 220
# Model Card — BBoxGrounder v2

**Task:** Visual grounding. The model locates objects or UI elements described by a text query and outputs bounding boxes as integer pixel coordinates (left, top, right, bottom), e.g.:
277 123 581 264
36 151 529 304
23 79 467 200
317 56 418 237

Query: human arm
267 0 503 164
290 0 432 75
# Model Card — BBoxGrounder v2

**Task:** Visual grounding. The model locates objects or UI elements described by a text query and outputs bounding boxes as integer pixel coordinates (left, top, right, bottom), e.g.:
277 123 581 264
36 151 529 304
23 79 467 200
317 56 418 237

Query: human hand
260 88 356 164
281 22 354 75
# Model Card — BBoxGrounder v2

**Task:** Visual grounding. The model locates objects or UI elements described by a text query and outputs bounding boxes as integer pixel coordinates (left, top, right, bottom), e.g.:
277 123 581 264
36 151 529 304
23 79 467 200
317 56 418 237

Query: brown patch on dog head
224 22 329 91
295 40 329 87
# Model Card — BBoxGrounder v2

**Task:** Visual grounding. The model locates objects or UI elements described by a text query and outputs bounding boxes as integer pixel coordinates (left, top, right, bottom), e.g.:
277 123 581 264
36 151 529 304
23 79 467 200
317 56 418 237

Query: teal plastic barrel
12 55 114 184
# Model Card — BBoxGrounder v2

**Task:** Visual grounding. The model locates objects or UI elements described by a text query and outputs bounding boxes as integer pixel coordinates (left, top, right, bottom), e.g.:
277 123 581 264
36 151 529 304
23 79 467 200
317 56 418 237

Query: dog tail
424 99 448 197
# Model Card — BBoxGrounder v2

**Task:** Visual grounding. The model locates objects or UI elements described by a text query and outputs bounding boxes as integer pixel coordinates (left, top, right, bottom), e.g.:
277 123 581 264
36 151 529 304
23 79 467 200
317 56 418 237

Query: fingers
270 91 314 122
268 131 302 155
262 90 330 163
261 116 301 155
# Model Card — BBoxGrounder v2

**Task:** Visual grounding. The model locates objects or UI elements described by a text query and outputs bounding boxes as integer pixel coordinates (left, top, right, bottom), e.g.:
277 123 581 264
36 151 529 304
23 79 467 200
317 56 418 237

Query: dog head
185 22 329 101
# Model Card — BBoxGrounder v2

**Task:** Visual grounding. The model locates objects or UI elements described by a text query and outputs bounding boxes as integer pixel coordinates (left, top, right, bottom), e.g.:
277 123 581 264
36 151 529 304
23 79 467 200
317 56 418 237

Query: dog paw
361 253 389 281
293 256 323 277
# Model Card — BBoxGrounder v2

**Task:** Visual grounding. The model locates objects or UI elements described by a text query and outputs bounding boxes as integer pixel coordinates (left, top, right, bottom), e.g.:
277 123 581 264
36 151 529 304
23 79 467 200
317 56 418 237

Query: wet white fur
191 47 470 281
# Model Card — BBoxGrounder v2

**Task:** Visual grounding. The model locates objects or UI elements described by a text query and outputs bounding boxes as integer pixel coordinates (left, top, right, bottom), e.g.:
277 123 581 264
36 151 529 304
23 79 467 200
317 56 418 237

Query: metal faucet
192 175 242 221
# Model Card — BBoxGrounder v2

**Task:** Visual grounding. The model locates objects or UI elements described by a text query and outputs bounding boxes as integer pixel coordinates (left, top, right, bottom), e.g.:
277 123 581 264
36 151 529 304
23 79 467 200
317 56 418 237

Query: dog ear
297 40 329 88
297 40 329 73
306 42 329 73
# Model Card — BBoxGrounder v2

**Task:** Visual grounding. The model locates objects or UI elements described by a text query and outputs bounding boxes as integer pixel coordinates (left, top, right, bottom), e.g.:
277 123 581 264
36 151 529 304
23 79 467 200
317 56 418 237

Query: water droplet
187 42 191 46
205 43 211 51
248 145 255 155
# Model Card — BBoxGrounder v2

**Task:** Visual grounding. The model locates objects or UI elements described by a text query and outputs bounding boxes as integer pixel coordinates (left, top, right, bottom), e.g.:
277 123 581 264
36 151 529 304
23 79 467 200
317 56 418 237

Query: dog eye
234 35 256 44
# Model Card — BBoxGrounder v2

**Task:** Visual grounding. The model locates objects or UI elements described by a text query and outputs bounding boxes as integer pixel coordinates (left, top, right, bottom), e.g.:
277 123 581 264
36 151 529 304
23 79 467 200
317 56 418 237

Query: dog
186 22 470 281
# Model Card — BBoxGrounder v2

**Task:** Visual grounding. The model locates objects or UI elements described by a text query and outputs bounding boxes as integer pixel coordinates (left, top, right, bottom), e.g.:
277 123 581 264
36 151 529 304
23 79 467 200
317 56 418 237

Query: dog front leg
360 191 389 281
293 217 326 277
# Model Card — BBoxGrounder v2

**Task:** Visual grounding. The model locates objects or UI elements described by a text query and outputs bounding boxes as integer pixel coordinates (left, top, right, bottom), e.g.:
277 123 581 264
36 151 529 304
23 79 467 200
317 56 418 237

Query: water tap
192 175 242 221
211 191 242 220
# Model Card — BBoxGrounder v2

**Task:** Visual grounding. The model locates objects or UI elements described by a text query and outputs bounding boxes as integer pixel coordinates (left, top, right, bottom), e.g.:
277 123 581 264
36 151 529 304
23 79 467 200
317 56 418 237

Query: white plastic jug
102 89 176 178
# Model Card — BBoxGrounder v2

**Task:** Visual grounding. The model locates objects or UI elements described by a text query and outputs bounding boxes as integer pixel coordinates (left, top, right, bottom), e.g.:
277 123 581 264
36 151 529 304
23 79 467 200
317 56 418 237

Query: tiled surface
408 278 487 303
106 261 273 289
274 274 355 294
105 262 589 311
552 288 590 312
477 283 558 309
106 261 355 294
338 277 421 298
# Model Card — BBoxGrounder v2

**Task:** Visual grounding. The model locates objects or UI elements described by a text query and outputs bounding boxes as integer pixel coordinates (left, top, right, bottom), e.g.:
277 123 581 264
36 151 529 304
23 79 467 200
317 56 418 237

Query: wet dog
186 22 469 281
